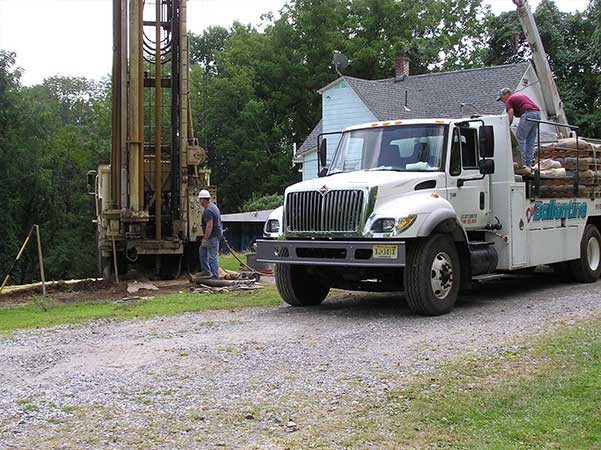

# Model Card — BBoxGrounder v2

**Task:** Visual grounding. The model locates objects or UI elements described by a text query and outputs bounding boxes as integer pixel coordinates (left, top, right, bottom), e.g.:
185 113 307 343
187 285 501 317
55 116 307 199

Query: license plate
373 245 398 259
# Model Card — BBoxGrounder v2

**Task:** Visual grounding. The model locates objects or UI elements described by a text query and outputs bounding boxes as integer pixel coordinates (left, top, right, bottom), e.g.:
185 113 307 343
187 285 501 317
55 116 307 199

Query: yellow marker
0 226 34 295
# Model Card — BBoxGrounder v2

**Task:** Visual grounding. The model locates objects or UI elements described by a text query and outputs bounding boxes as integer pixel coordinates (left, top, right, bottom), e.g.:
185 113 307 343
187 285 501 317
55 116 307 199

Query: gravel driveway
1 274 600 449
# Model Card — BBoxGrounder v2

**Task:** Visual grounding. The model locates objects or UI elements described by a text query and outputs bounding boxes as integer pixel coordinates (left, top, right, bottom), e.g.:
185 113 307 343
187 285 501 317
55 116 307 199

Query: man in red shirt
497 88 542 168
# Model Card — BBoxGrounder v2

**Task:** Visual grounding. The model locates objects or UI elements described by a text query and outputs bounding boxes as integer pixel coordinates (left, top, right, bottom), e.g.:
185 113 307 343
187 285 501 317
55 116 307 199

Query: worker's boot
514 164 532 176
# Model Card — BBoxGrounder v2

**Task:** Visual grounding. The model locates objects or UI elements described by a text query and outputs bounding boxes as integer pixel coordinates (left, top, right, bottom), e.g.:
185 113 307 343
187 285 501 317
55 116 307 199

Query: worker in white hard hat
197 189 222 279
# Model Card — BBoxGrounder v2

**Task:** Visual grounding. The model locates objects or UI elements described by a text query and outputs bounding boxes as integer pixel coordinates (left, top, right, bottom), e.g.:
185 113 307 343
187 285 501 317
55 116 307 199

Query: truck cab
257 115 601 315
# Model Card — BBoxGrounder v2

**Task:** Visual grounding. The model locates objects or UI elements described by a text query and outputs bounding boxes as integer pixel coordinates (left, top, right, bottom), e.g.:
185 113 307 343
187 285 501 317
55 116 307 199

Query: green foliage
190 26 230 72
0 51 111 284
240 193 283 212
0 51 22 280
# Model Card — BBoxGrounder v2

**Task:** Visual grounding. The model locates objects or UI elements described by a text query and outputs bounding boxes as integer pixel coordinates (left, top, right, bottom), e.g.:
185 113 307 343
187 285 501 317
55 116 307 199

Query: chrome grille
285 190 364 233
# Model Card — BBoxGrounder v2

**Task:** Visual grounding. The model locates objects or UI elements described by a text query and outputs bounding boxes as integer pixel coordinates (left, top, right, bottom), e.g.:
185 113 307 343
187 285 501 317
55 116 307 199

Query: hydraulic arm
513 0 570 137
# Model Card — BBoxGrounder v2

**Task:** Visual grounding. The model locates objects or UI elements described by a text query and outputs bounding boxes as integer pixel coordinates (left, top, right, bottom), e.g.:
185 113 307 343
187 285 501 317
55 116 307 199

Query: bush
240 193 283 212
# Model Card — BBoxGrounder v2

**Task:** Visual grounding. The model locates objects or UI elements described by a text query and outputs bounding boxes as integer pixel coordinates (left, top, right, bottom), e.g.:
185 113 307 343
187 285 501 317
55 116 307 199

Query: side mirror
319 138 327 169
479 125 495 158
318 167 328 177
87 170 97 195
479 158 495 175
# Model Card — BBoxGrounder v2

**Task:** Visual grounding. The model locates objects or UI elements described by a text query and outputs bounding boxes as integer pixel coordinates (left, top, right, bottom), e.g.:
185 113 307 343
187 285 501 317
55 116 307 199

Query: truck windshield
329 124 447 174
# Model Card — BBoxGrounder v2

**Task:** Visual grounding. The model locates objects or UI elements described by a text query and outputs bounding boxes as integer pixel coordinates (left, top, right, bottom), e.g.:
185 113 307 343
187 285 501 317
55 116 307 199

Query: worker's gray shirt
202 203 223 239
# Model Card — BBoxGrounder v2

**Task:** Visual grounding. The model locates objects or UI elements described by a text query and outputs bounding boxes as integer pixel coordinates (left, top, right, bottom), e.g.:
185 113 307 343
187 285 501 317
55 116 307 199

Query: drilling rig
90 0 212 279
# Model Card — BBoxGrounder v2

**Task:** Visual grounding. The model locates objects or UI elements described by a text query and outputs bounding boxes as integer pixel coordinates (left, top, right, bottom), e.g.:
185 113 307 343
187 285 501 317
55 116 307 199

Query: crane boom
513 0 570 137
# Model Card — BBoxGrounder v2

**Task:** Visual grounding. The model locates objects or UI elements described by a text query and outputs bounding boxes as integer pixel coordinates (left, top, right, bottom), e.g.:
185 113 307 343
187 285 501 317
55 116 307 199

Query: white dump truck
256 116 601 315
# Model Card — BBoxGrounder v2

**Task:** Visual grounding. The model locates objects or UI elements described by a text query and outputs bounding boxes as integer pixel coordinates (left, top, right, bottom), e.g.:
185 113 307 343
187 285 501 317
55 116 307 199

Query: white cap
198 189 211 199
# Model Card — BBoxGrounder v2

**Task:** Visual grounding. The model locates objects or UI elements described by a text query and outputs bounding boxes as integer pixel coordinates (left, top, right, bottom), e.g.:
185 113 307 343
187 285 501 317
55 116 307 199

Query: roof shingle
296 62 531 158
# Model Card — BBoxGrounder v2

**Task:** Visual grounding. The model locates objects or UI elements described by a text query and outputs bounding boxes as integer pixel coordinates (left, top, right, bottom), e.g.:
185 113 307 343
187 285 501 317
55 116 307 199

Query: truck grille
285 190 364 233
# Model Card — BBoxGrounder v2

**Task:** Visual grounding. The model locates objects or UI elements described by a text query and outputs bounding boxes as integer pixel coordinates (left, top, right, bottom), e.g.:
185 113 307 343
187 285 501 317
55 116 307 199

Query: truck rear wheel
404 234 461 316
275 264 330 306
568 224 601 282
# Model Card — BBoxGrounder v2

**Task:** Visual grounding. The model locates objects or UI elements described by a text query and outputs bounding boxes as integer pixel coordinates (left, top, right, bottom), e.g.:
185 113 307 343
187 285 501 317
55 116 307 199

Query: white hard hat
198 189 211 199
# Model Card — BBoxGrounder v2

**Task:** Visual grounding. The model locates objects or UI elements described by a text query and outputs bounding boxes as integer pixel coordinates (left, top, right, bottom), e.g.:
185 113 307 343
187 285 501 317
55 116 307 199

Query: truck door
446 125 490 229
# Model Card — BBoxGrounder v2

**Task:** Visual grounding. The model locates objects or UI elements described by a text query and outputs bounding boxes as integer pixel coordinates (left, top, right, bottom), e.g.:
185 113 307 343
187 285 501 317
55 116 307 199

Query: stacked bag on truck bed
534 138 601 198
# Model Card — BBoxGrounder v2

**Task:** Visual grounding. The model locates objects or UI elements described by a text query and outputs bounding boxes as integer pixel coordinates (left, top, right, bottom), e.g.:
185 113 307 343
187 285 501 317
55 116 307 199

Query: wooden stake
34 225 46 298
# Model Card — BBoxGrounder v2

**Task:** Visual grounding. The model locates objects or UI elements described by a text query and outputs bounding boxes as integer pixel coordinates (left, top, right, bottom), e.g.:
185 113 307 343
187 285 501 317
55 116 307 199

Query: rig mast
96 0 210 278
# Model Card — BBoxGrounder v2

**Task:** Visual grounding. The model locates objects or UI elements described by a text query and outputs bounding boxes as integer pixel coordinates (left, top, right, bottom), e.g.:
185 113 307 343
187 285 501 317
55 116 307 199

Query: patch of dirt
0 271 272 308
0 278 192 308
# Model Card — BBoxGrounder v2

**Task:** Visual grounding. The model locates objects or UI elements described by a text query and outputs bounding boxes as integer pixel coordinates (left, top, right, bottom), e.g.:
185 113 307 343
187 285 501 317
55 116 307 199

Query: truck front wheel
404 234 461 316
275 264 330 306
568 224 601 282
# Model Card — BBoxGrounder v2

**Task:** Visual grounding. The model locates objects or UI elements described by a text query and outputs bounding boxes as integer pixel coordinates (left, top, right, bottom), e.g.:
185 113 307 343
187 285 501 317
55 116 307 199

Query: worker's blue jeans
199 237 220 279
516 110 541 167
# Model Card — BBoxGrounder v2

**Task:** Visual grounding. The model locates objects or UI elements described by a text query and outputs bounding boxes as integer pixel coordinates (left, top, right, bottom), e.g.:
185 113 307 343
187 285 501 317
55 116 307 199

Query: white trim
317 77 346 94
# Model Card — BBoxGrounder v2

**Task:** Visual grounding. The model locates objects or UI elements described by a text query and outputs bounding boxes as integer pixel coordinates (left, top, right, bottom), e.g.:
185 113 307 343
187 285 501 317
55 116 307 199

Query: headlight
396 214 417 233
265 219 280 233
371 218 396 233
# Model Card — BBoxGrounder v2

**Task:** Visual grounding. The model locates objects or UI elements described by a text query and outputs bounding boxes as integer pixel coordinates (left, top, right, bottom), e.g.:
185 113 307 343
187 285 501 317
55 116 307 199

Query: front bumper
256 239 406 267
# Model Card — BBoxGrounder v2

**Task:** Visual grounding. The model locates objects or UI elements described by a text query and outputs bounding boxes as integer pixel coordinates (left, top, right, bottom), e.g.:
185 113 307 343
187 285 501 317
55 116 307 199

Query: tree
190 26 230 73
0 50 111 283
0 50 23 279
241 193 283 212
194 23 299 212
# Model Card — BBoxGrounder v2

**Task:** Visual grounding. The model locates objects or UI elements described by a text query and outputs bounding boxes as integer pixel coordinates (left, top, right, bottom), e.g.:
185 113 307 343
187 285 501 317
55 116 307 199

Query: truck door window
460 127 478 169
450 129 461 176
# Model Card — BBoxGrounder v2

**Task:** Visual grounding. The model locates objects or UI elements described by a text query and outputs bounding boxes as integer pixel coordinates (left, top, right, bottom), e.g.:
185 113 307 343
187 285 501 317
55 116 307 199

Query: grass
219 252 247 272
0 286 281 334
290 319 601 449
413 320 601 449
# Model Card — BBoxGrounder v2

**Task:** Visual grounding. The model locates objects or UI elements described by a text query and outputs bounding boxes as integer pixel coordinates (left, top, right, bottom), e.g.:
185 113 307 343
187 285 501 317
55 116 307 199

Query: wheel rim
586 236 601 272
431 251 454 300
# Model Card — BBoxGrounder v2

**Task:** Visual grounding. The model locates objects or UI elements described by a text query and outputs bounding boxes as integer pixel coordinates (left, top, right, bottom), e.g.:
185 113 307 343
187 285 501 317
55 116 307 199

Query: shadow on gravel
458 272 578 307
273 271 584 319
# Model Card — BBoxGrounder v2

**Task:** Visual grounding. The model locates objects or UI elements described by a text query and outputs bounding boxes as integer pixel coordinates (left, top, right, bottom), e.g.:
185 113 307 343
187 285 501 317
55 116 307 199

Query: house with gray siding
295 60 551 180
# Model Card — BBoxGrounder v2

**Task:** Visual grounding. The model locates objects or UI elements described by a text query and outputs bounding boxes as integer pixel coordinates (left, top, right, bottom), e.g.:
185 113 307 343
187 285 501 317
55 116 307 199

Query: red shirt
504 93 540 117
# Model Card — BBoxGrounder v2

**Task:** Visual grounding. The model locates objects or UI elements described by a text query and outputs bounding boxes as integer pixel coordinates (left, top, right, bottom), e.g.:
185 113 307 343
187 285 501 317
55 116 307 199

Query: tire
568 224 601 283
275 264 330 306
404 234 461 316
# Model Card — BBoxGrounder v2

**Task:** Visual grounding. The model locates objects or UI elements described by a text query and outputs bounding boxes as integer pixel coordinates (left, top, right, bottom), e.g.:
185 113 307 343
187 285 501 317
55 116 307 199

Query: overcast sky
0 0 591 86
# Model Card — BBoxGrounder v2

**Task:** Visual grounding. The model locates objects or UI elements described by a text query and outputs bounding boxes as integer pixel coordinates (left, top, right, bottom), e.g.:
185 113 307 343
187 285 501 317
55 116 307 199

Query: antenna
403 90 411 112
332 51 349 76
